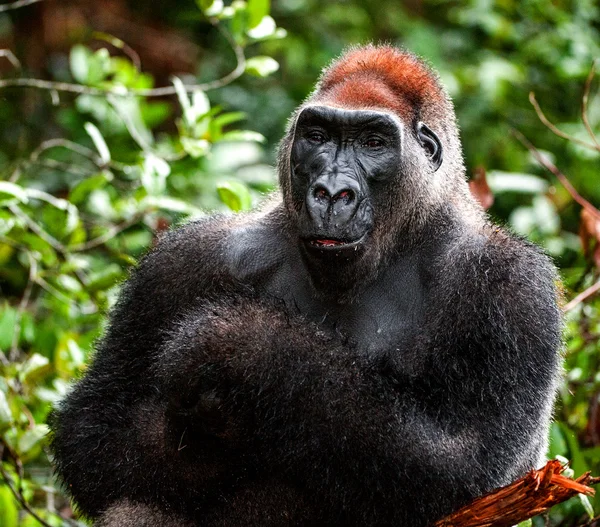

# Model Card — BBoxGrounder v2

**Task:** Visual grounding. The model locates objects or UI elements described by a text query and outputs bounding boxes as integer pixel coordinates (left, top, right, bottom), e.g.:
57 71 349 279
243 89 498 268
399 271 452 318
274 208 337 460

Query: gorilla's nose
307 177 360 226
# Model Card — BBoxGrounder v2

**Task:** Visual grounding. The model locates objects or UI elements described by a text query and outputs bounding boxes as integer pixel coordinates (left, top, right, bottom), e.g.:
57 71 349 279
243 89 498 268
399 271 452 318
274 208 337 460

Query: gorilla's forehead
296 105 403 135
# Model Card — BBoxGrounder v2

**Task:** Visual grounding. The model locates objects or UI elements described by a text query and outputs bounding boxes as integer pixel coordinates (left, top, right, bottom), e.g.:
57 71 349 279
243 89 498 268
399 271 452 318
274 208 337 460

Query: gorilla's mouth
304 234 367 251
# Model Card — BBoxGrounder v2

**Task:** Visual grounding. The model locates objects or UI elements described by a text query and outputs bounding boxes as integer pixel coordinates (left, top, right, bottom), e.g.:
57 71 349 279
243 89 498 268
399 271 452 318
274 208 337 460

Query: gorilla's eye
306 130 327 144
363 137 384 148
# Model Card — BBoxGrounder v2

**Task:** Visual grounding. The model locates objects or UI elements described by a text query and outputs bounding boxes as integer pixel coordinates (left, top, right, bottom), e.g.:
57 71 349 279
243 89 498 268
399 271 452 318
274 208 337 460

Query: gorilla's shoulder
447 222 558 300
129 208 290 294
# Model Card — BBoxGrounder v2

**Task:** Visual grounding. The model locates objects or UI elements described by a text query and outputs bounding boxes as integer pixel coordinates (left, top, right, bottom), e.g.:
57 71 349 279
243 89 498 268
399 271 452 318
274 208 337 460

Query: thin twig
0 20 246 98
30 138 103 165
529 92 600 152
9 252 36 361
70 213 145 252
8 204 67 253
107 95 186 160
92 31 142 71
582 60 600 149
512 129 600 222
33 275 72 305
0 441 53 527
35 158 96 176
0 49 21 70
563 280 600 312
0 0 43 13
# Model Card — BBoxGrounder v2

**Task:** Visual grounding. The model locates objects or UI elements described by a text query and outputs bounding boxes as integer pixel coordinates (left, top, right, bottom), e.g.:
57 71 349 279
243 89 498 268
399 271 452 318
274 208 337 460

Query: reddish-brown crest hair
310 45 448 122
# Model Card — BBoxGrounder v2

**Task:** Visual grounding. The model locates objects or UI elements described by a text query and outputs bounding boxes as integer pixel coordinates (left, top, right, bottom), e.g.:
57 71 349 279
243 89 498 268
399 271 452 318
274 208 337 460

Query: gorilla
50 45 562 526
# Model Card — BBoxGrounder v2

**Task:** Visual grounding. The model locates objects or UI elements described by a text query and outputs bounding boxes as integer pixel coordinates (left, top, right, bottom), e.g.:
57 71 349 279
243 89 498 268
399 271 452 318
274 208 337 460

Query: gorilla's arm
49 218 280 519
156 231 562 525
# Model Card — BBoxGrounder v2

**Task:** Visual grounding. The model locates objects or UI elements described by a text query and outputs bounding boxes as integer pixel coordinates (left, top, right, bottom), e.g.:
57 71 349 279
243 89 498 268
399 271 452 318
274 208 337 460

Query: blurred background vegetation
0 0 599 525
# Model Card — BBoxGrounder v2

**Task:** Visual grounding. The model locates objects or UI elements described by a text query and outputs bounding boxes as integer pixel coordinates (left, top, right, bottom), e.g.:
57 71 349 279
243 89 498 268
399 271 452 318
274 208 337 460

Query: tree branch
434 459 598 527
563 280 600 312
529 92 600 152
0 18 246 98
0 0 43 13
512 129 600 222
0 440 53 527
581 60 600 149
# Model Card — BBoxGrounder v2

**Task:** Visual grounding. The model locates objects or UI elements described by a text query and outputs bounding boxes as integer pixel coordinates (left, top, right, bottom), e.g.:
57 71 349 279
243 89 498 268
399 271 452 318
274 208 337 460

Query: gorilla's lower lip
304 234 367 251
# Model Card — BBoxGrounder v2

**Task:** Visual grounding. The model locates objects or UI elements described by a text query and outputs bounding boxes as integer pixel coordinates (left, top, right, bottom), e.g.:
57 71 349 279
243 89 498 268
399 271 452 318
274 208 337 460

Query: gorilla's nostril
335 189 355 203
314 186 329 201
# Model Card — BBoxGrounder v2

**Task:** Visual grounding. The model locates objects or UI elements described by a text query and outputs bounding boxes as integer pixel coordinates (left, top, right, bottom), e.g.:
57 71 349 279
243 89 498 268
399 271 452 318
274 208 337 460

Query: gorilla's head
277 45 478 297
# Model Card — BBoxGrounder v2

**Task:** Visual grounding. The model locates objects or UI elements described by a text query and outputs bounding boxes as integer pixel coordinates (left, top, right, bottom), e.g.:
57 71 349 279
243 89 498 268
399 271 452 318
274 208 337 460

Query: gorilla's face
288 105 443 297
290 106 402 257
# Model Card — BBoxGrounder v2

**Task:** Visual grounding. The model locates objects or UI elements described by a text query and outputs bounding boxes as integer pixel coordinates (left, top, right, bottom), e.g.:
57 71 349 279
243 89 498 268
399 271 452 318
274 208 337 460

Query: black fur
49 47 562 527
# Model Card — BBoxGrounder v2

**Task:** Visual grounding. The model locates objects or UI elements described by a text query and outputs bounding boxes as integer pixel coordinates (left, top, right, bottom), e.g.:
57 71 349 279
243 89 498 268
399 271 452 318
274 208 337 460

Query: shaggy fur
49 46 562 527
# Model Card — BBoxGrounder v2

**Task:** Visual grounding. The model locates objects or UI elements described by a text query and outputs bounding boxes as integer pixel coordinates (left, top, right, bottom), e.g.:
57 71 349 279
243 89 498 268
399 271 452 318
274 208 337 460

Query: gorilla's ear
416 123 443 171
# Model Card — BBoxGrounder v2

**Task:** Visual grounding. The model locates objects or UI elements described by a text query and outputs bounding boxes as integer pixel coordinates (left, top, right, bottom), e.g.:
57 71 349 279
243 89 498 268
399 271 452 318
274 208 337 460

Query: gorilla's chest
267 257 426 353
226 224 427 352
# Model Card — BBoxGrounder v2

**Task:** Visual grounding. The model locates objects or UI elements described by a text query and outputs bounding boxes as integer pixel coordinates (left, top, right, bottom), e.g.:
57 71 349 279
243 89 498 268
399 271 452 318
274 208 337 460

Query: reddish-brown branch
512 129 600 223
434 460 598 527
529 92 600 152
563 280 600 312
581 60 600 149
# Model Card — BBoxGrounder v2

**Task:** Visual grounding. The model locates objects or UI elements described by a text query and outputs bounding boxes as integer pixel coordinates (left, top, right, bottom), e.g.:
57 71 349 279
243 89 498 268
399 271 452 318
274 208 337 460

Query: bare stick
8 204 67 253
70 213 145 252
582 60 600 149
0 441 53 527
529 92 600 152
0 49 21 70
563 280 600 312
434 459 598 527
0 19 246 98
512 129 600 222
0 0 43 13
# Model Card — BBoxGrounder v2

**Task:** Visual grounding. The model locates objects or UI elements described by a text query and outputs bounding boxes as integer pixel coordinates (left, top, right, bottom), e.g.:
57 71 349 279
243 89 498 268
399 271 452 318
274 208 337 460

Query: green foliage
0 1 282 524
0 1 599 526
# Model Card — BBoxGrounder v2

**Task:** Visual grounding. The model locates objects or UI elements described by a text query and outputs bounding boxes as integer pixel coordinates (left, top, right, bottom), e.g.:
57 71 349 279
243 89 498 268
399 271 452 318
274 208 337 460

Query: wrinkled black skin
49 108 562 527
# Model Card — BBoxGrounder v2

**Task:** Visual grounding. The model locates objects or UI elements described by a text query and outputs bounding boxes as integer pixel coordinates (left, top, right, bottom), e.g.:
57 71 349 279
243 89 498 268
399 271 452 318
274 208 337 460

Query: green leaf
196 0 224 16
20 353 51 385
0 305 17 350
245 56 279 77
217 181 252 212
181 137 211 158
17 424 49 456
142 153 171 195
486 171 549 194
84 122 111 163
517 520 532 527
87 263 126 292
212 111 247 129
247 0 270 28
141 196 203 216
221 130 266 143
69 45 91 84
246 15 276 39
559 422 589 477
0 390 12 429
579 493 595 519
69 172 112 204
548 422 568 458
69 45 110 85
55 333 87 377
25 188 80 235
173 77 193 126
0 485 18 527
191 91 211 121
